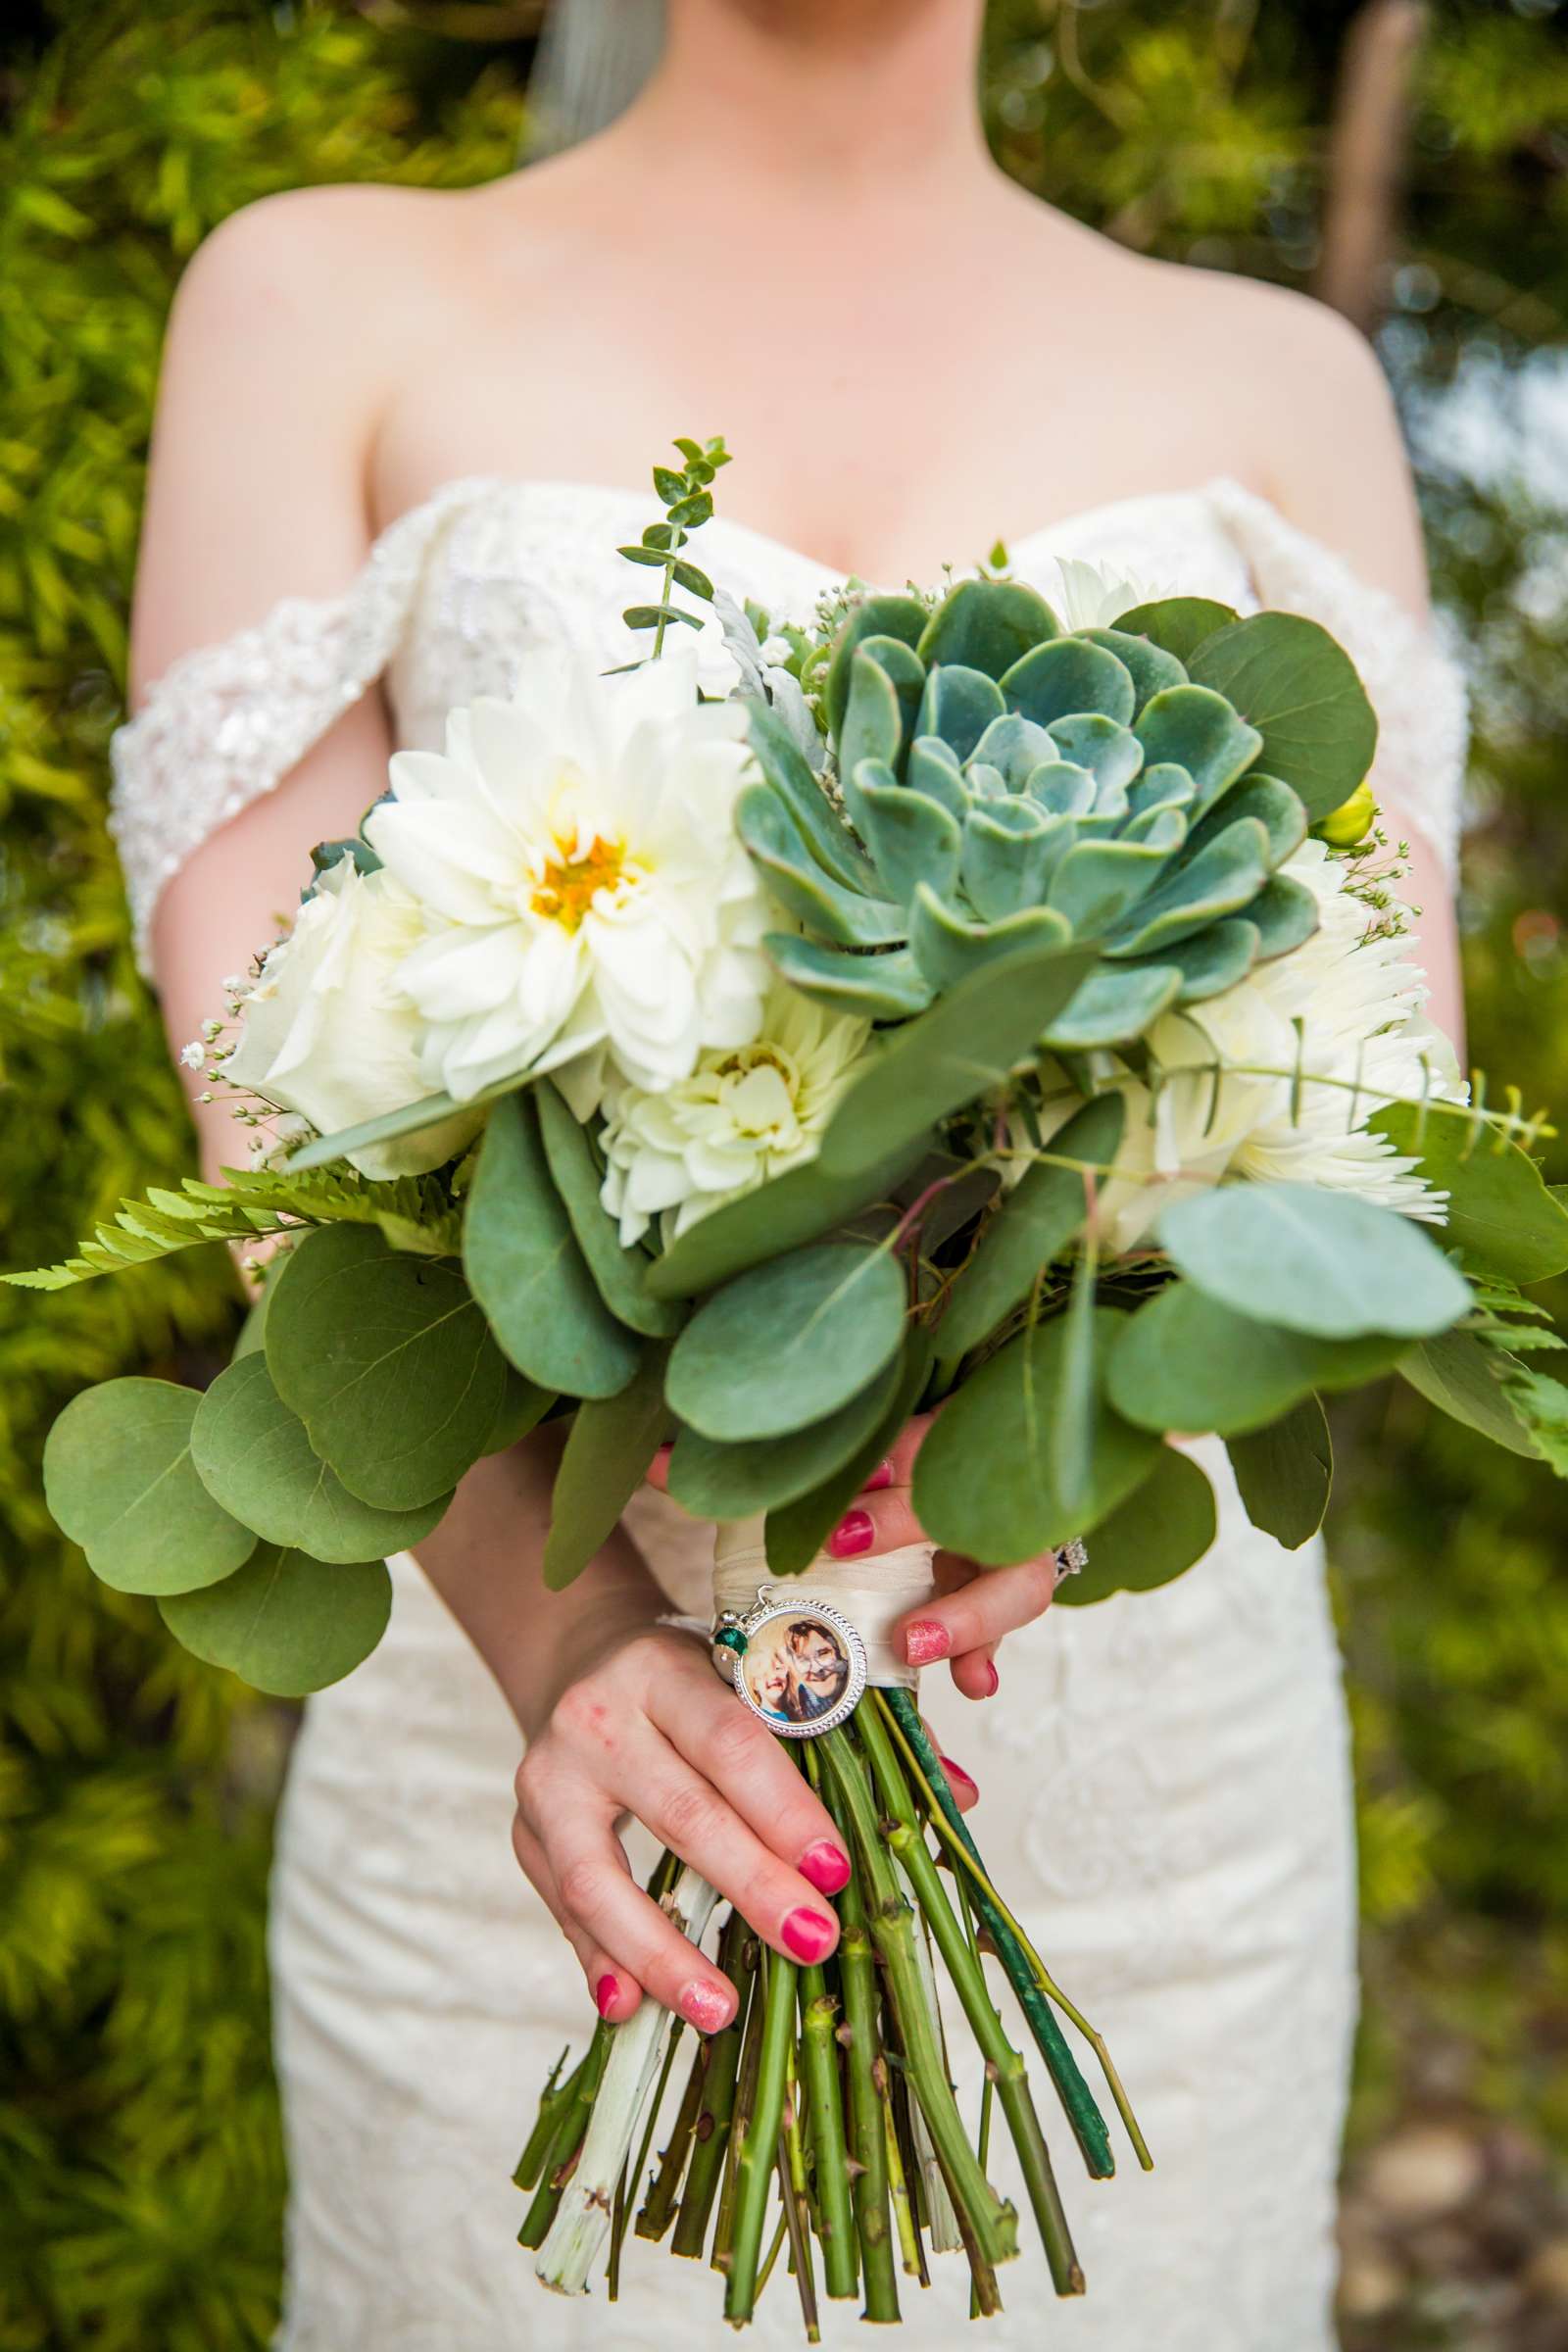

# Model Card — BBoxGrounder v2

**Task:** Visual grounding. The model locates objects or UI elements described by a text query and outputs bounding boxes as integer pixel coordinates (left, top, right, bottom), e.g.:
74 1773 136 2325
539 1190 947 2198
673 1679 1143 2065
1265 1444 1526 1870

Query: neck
613 1 991 204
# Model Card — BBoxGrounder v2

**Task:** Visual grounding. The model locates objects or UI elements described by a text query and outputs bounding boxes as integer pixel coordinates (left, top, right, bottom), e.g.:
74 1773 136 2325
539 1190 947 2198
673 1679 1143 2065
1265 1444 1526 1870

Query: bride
112 2 1466 2345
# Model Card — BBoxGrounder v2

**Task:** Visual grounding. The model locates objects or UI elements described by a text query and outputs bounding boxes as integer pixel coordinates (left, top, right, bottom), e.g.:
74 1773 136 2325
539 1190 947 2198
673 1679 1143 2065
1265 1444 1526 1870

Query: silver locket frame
717 1591 867 1740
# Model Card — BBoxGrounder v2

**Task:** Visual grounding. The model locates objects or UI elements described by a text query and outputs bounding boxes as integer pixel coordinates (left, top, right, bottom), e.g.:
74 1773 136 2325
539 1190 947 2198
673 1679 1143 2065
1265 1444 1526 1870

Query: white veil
526 0 667 158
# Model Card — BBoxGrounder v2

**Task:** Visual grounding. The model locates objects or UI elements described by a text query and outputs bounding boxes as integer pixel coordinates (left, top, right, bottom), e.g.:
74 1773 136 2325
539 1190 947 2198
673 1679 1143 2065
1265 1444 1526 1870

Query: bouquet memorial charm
19 437 1568 2330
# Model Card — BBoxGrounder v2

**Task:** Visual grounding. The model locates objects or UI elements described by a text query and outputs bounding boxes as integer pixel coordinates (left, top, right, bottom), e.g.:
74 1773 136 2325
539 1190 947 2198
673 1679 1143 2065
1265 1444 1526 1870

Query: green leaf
283 1086 480 1174
543 1346 671 1591
916 577 1058 678
745 702 878 894
1000 637 1136 729
191 1352 450 1562
762 933 935 1022
268 1226 507 1507
1133 685 1262 815
855 761 963 907
647 1134 930 1300
934 1094 1126 1368
1102 816 1271 957
1046 837 1168 935
1131 918 1258 1006
958 803 1058 922
484 1363 557 1454
911 1308 1158 1562
1494 1362 1568 1476
1106 1282 1409 1436
765 1333 934 1576
160 1545 392 1696
1156 1182 1473 1341
736 785 906 947
825 595 928 737
906 736 968 820
1246 874 1321 959
1397 1330 1542 1458
43 1379 256 1597
1225 1396 1333 1548
1370 1099 1568 1286
1078 627 1188 713
1039 960 1184 1050
1112 596 1238 665
463 1093 643 1398
668 1350 904 1519
665 1240 907 1443
838 648 906 788
535 1082 683 1338
1052 1446 1217 1605
908 887 1071 992
1177 773 1307 870
916 663 1005 764
1046 714 1145 792
817 940 1100 1177
1187 612 1378 821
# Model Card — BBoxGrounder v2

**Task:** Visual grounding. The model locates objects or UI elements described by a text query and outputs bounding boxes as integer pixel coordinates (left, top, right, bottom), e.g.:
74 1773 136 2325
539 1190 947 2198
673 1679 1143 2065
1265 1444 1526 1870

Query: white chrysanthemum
1032 837 1465 1252
597 984 878 1247
1041 555 1156 632
364 647 770 1109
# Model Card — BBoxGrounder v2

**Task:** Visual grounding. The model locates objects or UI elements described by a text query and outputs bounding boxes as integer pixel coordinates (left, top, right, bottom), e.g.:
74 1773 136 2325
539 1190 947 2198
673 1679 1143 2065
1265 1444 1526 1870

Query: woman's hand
649 1410 1060 1704
512 1616 978 2034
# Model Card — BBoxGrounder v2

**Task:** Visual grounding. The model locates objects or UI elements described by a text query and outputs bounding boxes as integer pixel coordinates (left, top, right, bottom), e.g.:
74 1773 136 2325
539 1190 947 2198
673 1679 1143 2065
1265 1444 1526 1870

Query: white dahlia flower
222 862 481 1179
597 984 878 1247
1032 837 1465 1252
363 648 771 1109
1042 556 1156 632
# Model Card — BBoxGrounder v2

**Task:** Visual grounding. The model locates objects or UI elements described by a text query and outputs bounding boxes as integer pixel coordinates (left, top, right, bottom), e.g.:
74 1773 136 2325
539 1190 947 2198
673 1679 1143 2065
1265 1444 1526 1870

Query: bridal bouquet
19 438 1568 2328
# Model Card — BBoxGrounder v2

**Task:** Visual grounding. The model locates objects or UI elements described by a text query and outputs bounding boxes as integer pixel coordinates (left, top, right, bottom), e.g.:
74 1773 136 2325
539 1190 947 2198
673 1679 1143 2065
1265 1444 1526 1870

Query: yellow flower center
531 833 635 933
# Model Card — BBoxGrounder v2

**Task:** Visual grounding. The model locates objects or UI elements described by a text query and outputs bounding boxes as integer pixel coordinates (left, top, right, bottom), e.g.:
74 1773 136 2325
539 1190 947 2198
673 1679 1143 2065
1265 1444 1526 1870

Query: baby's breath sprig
617 435 731 658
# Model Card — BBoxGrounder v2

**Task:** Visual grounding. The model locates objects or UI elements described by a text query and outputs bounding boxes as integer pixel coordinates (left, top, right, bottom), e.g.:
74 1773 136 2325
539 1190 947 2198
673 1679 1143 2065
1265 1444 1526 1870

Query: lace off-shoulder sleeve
1205 477 1468 879
107 476 492 976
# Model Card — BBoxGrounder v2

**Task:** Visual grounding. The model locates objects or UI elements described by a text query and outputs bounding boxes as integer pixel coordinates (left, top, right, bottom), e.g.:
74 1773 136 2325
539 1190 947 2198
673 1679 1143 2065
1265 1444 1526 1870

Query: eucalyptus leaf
535 1081 683 1338
1156 1182 1472 1340
647 1132 931 1298
1187 612 1377 821
1052 1446 1217 1605
285 1085 483 1175
665 1240 907 1444
1106 1282 1409 1436
1398 1329 1542 1458
160 1544 392 1696
1225 1396 1333 1548
764 1333 933 1577
668 1350 903 1519
934 1094 1126 1368
267 1226 507 1508
484 1362 557 1454
43 1378 256 1596
911 1307 1158 1562
543 1345 671 1591
1112 596 1237 665
1370 1099 1568 1286
192 1351 450 1562
463 1092 643 1398
818 940 1099 1176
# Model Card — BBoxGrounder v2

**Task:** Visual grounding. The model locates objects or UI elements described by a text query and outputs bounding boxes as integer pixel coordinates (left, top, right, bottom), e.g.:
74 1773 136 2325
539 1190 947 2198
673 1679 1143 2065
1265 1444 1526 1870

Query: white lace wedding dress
110 475 1465 2352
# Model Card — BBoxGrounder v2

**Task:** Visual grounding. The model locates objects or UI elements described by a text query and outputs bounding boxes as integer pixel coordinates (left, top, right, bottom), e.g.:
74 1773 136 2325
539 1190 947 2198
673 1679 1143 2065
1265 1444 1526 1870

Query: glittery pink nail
681 1980 733 2034
904 1618 951 1666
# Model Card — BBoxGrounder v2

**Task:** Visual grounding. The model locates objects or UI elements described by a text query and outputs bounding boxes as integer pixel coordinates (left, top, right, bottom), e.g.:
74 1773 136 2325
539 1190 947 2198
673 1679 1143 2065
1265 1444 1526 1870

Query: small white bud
179 1041 205 1069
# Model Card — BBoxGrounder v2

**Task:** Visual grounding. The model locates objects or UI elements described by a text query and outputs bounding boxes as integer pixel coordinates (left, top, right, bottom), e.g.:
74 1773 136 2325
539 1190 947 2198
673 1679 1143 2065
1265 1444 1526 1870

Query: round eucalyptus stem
723 1945 799 2326
820 1725 1019 2278
537 1865 718 2294
797 1965 859 2301
854 1701 1085 2298
878 1688 1151 2174
819 1770 901 2324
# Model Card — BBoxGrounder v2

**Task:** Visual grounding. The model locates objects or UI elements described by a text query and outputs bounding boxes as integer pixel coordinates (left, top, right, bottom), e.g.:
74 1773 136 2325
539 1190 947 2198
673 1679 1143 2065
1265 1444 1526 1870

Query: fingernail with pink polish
939 1754 977 1794
983 1660 1000 1696
904 1618 951 1666
681 1980 733 2034
800 1840 851 1895
595 1973 620 2018
828 1508 874 1560
782 1908 837 1964
862 1459 895 1494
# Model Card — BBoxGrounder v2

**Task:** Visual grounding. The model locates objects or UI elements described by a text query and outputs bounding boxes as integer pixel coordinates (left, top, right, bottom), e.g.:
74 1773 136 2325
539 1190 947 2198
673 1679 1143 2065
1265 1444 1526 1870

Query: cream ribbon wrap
711 1514 939 1690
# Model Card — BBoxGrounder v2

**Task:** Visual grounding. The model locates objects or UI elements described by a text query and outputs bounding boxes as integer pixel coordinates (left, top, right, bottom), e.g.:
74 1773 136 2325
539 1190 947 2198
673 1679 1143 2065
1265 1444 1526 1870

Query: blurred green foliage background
0 3 1563 2344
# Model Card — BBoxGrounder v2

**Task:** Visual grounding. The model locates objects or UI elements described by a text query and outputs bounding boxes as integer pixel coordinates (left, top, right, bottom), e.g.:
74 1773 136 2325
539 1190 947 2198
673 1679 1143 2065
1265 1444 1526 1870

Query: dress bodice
108 472 1466 974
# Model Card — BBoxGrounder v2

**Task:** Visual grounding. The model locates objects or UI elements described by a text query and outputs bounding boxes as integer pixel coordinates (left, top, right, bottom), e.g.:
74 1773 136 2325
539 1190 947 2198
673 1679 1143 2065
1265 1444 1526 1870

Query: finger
645 1441 674 1494
822 1488 926 1559
895 1551 1056 1671
511 1806 644 2022
950 1642 1001 1702
936 1750 980 1812
651 1672 851 1897
535 1785 742 2034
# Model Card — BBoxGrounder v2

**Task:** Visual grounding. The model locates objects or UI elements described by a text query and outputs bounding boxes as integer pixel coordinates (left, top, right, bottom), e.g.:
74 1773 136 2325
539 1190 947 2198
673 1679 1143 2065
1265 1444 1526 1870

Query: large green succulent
738 577 1378 1052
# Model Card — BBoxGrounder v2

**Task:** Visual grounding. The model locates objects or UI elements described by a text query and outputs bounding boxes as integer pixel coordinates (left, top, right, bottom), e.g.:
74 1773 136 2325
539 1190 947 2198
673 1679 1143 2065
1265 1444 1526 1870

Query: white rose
223 861 480 1179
